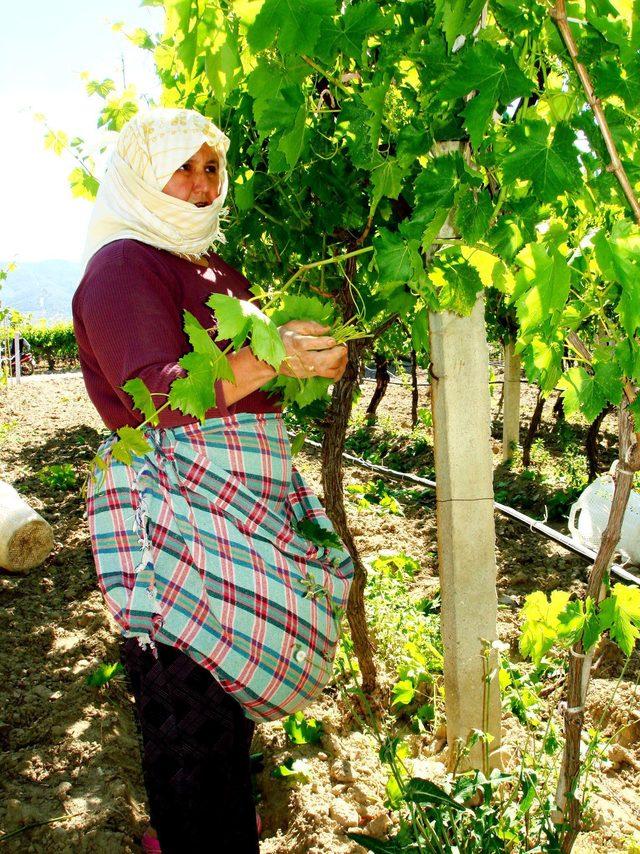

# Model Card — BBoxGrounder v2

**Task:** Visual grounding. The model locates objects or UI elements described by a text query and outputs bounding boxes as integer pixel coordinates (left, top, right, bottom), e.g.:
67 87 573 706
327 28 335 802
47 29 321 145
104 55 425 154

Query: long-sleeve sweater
72 239 281 431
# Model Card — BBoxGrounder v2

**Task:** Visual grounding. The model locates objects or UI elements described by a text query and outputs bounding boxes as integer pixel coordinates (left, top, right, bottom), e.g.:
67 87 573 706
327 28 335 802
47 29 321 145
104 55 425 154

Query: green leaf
207 294 285 367
455 191 493 243
410 154 461 250
290 431 307 455
373 229 412 287
122 378 160 426
404 777 466 810
502 121 581 202
269 294 334 328
183 310 221 356
277 103 307 171
283 710 323 744
247 0 335 54
438 0 486 51
346 833 404 853
85 661 124 688
599 584 640 656
595 58 640 111
168 351 224 422
441 42 533 147
370 157 407 214
594 222 640 336
292 516 343 550
205 37 242 104
69 167 99 201
111 426 153 465
361 83 389 149
582 597 602 652
519 590 571 664
556 599 586 645
391 679 416 707
431 257 483 316
513 243 570 337
338 1 387 60
558 367 607 422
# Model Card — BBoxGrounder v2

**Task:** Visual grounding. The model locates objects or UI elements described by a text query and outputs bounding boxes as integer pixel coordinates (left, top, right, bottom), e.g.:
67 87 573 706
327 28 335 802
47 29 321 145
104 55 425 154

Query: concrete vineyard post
429 296 501 769
502 341 521 462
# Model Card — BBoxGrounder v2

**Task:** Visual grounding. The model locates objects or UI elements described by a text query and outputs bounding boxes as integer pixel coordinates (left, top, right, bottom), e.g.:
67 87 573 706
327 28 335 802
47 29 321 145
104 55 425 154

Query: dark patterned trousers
120 637 260 854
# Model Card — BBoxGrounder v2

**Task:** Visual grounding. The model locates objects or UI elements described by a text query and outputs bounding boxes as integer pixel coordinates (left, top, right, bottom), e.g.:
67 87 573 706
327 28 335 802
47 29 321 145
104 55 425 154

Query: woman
72 108 354 854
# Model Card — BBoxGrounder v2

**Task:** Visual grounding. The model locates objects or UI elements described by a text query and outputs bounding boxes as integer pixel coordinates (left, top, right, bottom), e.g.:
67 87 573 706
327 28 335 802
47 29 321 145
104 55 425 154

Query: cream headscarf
82 108 230 268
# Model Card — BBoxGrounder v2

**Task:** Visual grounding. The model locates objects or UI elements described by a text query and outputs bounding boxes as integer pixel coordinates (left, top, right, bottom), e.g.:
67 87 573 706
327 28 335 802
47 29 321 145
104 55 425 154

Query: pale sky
0 1 163 263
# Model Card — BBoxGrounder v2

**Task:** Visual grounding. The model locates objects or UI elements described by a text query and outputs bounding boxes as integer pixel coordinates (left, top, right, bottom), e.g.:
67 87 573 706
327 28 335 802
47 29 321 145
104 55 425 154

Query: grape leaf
431 257 483 316
409 154 461 249
557 366 607 422
269 294 334 328
247 0 335 54
183 310 221 356
168 351 233 422
283 710 323 744
111 426 153 465
292 516 343 550
338 1 387 60
441 42 533 148
438 0 487 51
599 584 640 656
207 293 286 368
519 590 571 664
455 191 493 243
593 222 640 336
372 229 412 287
513 243 570 337
502 121 581 202
86 661 124 687
122 377 160 426
370 157 407 214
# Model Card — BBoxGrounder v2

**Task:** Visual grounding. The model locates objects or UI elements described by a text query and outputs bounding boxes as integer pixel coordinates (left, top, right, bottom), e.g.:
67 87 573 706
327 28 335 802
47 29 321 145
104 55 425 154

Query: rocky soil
0 373 638 852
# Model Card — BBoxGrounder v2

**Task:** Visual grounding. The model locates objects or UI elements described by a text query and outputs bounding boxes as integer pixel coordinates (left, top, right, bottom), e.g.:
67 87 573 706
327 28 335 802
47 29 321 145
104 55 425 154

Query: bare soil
0 373 638 852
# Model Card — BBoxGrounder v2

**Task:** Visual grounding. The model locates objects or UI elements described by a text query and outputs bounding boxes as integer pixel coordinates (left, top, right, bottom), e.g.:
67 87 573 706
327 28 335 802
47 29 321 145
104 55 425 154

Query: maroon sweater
72 240 281 431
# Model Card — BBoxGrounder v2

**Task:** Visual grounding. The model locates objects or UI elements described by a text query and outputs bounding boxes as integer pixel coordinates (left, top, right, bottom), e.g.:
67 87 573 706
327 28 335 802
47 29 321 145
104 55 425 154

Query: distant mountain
1 259 82 322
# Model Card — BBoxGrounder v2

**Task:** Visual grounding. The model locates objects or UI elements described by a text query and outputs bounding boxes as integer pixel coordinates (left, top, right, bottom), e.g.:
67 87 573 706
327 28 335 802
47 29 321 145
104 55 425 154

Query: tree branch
551 0 640 224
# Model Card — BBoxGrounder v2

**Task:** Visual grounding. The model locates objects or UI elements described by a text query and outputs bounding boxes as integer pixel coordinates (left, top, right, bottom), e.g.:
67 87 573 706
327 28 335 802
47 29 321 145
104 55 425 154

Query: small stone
366 813 393 838
56 781 72 800
332 784 346 796
607 743 640 771
317 751 328 761
351 783 377 806
50 691 62 701
330 758 355 783
330 797 359 829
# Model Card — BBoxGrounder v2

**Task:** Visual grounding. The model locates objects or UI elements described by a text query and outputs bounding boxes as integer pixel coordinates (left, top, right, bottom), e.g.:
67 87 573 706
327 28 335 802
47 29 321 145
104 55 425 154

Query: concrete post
502 341 521 462
429 296 501 769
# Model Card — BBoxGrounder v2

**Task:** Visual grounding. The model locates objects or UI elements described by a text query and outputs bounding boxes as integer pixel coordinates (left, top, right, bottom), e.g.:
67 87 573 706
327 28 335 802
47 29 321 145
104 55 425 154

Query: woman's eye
178 163 191 172
206 165 218 174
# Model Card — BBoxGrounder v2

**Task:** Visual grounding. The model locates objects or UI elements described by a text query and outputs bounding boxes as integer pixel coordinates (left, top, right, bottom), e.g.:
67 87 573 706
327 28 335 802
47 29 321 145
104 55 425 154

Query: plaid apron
86 412 354 722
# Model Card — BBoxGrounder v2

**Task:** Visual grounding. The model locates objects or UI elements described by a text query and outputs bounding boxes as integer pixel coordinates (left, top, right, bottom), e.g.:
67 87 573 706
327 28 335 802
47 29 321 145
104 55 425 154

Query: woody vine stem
551 3 640 849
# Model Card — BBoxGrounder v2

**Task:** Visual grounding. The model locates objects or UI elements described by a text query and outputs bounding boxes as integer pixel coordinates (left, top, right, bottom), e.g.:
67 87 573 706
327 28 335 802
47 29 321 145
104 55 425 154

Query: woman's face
161 142 220 206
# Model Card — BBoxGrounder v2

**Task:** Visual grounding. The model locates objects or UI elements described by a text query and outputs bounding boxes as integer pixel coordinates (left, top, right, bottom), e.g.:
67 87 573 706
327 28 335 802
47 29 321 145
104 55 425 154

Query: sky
0 1 164 264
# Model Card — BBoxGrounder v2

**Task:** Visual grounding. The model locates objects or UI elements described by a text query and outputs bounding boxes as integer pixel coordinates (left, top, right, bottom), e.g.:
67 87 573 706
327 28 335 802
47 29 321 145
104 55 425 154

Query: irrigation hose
298 435 640 587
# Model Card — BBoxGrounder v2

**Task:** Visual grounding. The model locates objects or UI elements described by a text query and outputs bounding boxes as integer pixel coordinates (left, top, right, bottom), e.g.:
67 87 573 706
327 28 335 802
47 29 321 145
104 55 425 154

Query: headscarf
81 108 230 267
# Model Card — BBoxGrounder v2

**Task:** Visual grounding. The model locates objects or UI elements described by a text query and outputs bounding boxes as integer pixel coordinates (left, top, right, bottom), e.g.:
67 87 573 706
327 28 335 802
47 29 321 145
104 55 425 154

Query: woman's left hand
278 321 348 381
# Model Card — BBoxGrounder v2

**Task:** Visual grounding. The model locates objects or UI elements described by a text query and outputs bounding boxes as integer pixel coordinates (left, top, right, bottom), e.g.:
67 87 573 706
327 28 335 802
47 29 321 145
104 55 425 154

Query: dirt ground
0 373 638 852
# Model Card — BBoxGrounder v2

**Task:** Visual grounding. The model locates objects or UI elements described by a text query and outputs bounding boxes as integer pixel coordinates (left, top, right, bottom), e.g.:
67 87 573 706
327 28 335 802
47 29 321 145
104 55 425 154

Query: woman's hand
278 320 348 381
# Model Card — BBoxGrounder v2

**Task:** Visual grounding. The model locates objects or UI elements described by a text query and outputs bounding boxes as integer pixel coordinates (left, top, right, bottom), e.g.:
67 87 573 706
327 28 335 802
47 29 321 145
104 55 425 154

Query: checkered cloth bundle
86 412 354 721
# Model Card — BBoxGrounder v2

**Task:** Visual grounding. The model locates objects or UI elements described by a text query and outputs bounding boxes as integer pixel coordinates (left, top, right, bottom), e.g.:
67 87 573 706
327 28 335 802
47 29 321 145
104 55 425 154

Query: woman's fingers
281 320 330 336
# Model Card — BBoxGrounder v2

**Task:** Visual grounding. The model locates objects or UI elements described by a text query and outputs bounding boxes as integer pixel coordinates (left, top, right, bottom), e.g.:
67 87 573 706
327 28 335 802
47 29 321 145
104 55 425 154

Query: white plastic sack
568 465 640 565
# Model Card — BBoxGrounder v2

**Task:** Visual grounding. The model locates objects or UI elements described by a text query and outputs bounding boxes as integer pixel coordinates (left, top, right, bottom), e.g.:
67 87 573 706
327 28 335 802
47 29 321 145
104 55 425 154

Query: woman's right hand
278 321 348 381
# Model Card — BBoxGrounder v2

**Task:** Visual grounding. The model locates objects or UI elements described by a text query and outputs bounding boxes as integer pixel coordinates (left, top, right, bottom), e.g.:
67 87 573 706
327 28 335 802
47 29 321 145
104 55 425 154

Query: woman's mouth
194 201 210 208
